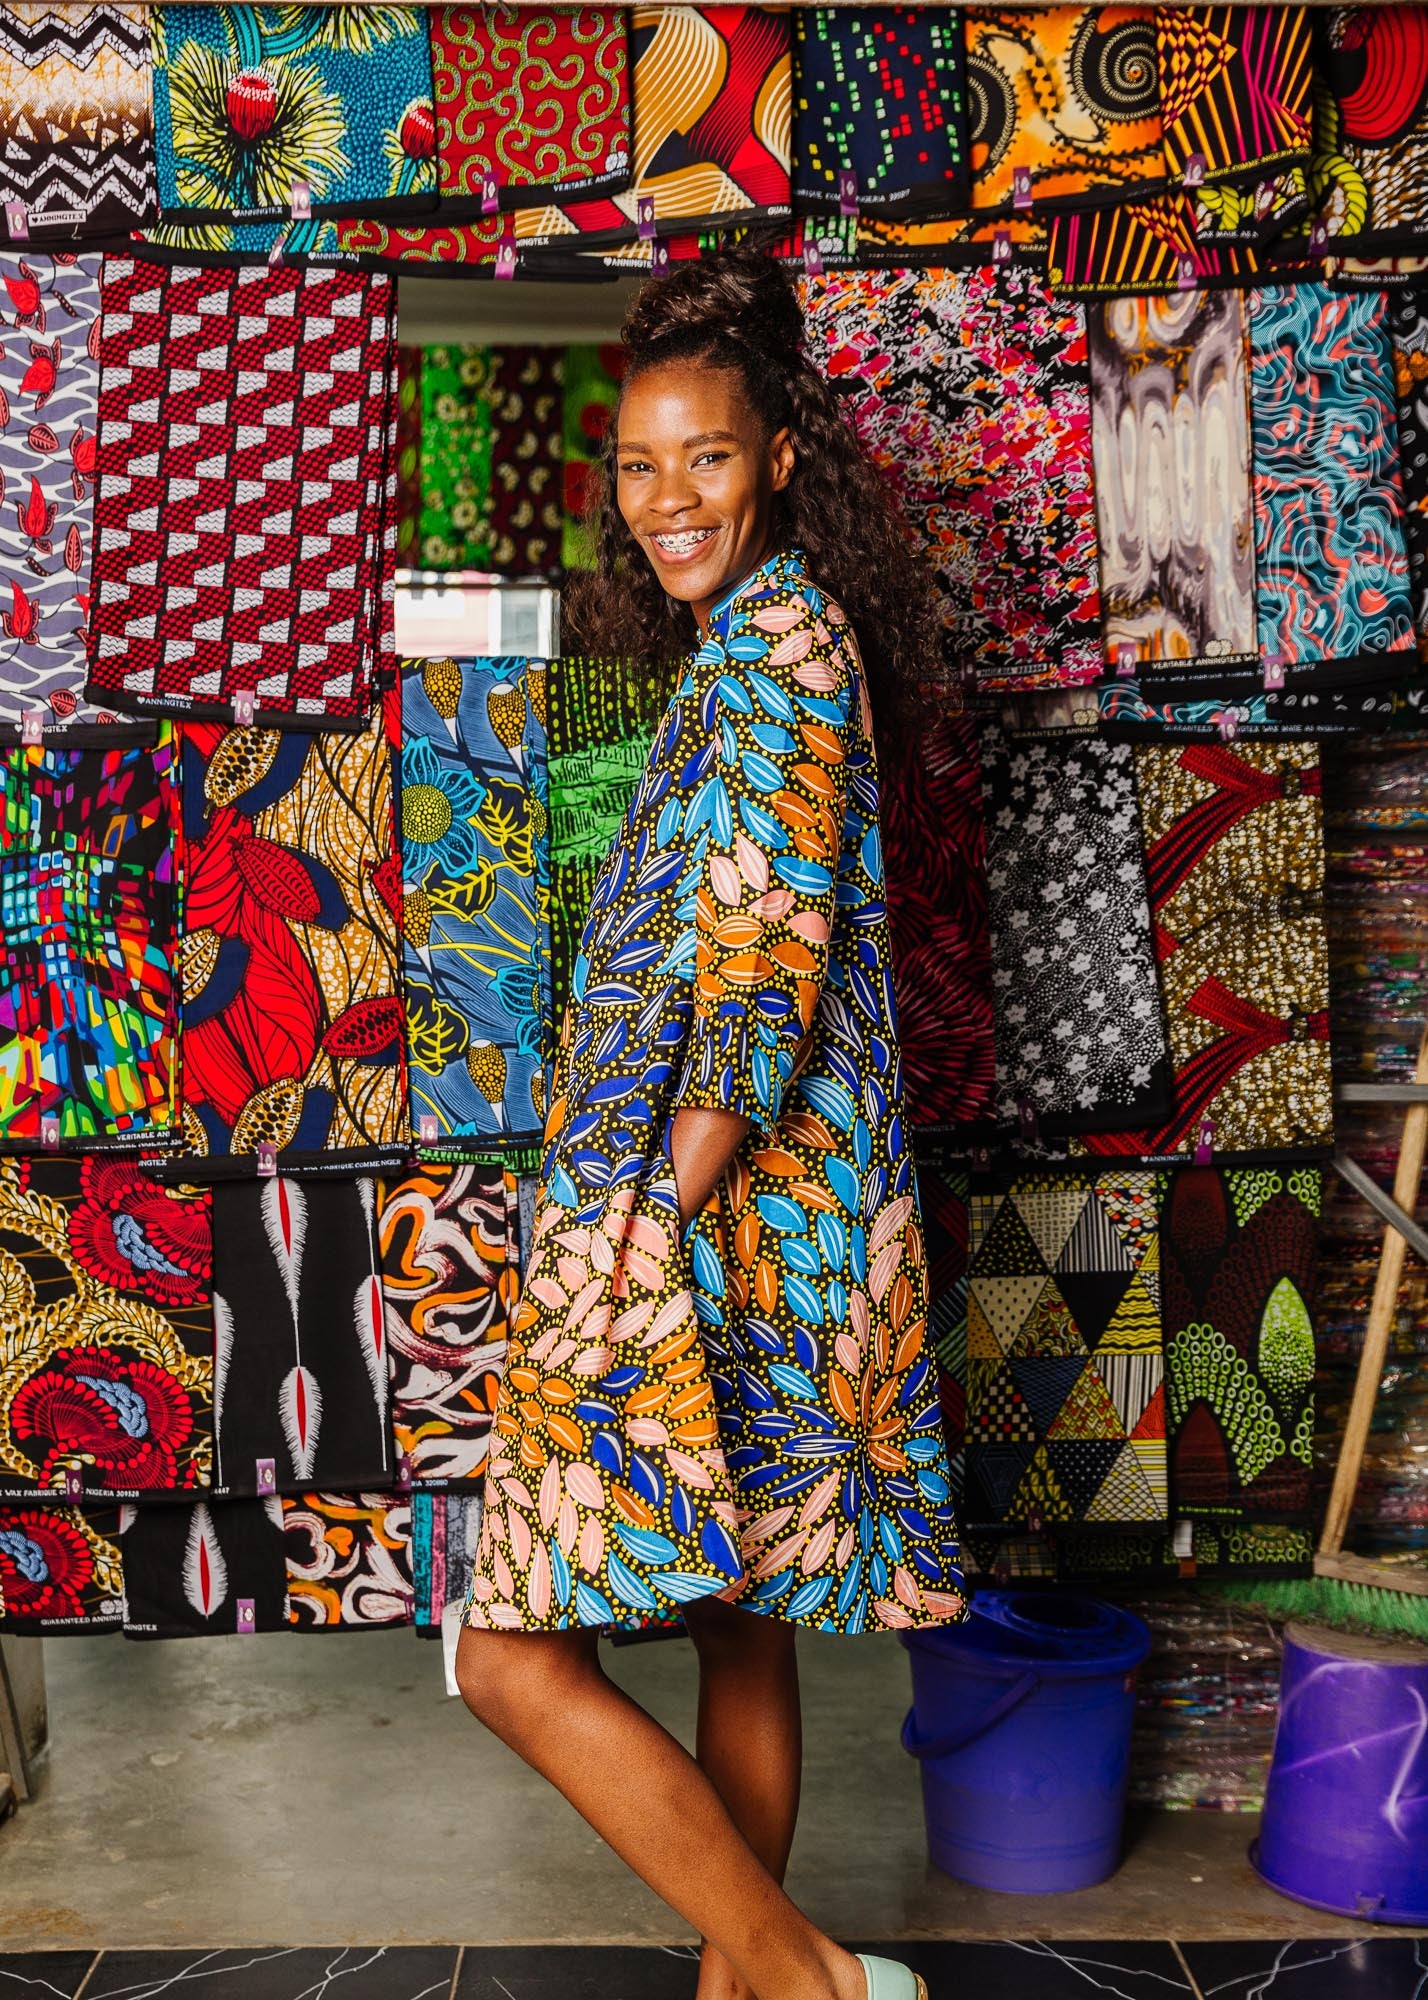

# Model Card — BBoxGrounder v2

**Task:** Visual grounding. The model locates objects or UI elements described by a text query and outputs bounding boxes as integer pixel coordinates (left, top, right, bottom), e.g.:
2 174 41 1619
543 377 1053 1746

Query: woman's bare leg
455 1620 862 2000
685 1597 803 2000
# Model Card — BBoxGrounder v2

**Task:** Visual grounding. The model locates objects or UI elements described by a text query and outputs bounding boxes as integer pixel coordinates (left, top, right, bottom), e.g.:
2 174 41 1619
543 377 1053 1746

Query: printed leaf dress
466 550 966 1635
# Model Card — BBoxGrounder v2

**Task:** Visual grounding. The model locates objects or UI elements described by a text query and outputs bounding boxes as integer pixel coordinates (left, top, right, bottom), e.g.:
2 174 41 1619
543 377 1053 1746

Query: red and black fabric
430 6 632 218
396 345 422 566
1314 8 1428 257
170 698 410 1181
1076 742 1333 1164
0 1504 122 1633
209 1176 391 1499
85 257 397 732
487 346 565 577
119 1497 289 1638
0 1158 212 1502
283 1491 414 1628
882 712 995 1132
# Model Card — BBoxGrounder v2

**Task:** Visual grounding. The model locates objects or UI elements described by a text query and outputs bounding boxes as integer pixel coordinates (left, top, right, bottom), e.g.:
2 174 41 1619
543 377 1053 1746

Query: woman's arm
670 1105 752 1226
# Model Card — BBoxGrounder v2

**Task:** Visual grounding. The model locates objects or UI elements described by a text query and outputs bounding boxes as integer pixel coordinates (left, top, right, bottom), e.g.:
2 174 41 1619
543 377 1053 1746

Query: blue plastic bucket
1253 1622 1428 1924
900 1591 1150 1893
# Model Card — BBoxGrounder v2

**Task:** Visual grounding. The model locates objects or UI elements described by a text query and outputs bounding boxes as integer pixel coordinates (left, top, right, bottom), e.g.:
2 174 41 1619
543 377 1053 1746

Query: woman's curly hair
562 250 939 738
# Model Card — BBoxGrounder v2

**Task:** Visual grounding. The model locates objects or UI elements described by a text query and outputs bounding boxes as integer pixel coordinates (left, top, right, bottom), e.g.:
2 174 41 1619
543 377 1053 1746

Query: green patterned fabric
547 652 669 1024
560 342 624 571
419 344 495 569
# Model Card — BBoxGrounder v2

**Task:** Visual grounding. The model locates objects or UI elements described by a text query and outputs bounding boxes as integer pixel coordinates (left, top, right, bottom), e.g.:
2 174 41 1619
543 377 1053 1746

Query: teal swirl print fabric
1248 284 1415 684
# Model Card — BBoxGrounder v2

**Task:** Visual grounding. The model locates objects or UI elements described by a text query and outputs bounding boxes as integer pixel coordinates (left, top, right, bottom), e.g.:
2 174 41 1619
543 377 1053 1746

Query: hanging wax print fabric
284 1491 414 1628
913 1141 971 1498
1314 8 1428 256
791 7 969 216
0 729 180 1151
1248 285 1415 686
208 1176 390 1498
0 253 105 733
1080 741 1333 1163
151 4 437 222
546 651 670 1025
395 346 421 566
173 701 409 1179
411 1490 482 1629
419 343 494 570
401 656 551 1162
0 1158 211 1502
853 210 1048 269
379 1164 512 1487
0 1502 122 1632
561 341 625 571
964 7 1165 215
1390 288 1428 655
488 349 564 578
1162 1164 1320 1522
428 6 631 219
623 5 791 235
963 1172 1167 1534
0 4 158 242
120 1495 289 1636
1088 289 1256 685
981 728 1169 1137
1156 8 1312 220
881 714 994 1131
1047 191 1264 295
801 265 1101 693
86 258 397 731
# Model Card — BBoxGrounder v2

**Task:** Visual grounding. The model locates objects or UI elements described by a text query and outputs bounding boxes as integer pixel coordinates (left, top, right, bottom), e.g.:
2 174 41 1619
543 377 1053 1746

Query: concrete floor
0 1628 1407 1952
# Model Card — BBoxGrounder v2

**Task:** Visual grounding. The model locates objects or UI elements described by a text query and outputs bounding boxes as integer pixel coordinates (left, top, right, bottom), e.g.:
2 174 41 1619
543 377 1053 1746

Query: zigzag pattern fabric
0 4 158 242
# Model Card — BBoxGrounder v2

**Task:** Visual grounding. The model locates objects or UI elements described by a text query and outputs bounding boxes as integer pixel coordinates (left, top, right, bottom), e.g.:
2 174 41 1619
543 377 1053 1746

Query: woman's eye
619 460 652 475
693 451 728 468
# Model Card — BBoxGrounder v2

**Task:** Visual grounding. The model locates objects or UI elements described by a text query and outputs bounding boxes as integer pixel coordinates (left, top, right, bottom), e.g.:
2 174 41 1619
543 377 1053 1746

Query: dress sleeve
675 589 857 1134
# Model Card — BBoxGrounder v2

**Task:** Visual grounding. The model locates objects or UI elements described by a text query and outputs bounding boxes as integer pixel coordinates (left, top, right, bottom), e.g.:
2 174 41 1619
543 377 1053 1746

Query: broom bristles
1210 1577 1428 1646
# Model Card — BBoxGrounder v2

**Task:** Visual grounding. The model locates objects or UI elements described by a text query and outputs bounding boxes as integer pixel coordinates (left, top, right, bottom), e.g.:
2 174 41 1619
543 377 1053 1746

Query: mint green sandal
857 1955 929 2000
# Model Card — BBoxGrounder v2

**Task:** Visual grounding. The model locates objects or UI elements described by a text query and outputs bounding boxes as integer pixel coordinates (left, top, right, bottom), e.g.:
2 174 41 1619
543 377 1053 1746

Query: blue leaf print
741 749 786 794
690 1231 727 1296
657 1570 727 1603
769 1360 819 1399
746 668 796 720
792 1322 821 1374
852 1118 872 1170
591 1430 625 1474
783 1274 825 1325
825 1155 860 1213
753 1570 796 1601
757 1192 808 1233
878 1515 904 1563
798 1075 857 1132
751 723 799 756
716 673 754 711
773 856 833 896
701 1516 744 1579
816 1212 846 1269
738 797 789 849
629 1450 667 1508
781 1236 823 1277
727 634 770 662
575 1581 614 1624
607 1551 659 1610
550 1538 573 1607
615 1523 680 1567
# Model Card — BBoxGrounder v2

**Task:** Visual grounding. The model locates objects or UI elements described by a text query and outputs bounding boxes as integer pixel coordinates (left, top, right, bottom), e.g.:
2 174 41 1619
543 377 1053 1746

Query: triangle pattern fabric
1047 1362 1125 1441
1046 1440 1126 1517
1058 1192 1139 1275
1009 1356 1089 1438
1006 1277 1089 1359
1012 1182 1090 1270
1099 1273 1163 1354
970 1274 1050 1353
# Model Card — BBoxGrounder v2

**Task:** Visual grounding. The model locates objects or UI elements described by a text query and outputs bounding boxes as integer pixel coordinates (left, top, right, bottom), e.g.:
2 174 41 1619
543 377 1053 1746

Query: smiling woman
453 254 955 2000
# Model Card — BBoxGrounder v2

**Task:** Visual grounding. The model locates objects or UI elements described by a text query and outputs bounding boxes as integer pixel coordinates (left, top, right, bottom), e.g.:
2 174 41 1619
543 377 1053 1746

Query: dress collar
705 546 808 641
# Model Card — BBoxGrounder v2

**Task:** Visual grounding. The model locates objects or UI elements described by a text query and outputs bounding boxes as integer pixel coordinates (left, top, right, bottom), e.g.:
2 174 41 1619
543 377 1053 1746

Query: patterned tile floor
2 1941 1427 1999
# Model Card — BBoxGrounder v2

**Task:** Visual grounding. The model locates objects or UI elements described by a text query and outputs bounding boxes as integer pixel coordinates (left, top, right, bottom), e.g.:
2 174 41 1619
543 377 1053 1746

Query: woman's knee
454 1622 598 1741
686 1591 796 1667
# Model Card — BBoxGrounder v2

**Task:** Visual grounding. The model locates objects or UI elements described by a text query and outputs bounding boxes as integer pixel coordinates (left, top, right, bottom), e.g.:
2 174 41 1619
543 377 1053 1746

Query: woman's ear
769 425 795 493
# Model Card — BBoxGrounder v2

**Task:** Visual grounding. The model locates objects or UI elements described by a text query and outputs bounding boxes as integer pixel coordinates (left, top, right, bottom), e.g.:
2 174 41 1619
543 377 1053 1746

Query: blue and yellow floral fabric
466 549 966 1635
400 656 550 1164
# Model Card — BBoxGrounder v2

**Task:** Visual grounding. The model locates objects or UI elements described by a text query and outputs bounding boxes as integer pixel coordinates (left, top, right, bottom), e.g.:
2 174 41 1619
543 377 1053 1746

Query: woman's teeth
652 528 716 555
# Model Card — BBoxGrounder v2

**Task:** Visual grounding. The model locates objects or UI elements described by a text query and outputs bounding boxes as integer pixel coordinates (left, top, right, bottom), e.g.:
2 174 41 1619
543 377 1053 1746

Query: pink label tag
650 239 669 272
290 179 311 221
396 1453 413 1490
480 174 500 217
803 240 824 278
1177 254 1197 290
1309 219 1328 254
969 1144 991 1174
992 227 1012 265
636 195 656 240
40 1115 59 1150
1263 655 1286 691
1216 709 1239 742
1182 152 1206 191
236 1599 256 1633
1012 166 1033 212
22 709 43 746
64 1466 83 1500
495 238 516 281
418 1113 438 1145
1016 1096 1038 1141
837 170 859 218
256 1142 277 1177
232 690 255 727
255 1457 276 1495
1193 1119 1215 1166
4 199 27 240
1116 642 1137 679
